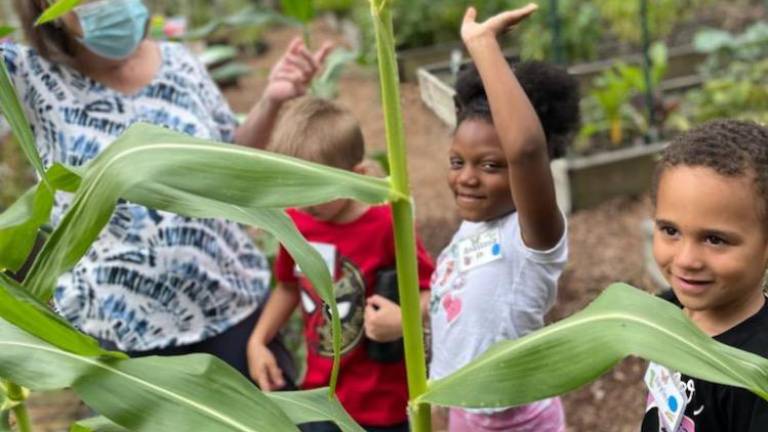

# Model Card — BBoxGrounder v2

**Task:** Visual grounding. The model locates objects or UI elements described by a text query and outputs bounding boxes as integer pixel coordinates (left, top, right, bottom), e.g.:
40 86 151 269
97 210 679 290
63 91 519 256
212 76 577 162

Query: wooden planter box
564 142 666 212
397 41 465 83
568 44 706 89
544 142 665 214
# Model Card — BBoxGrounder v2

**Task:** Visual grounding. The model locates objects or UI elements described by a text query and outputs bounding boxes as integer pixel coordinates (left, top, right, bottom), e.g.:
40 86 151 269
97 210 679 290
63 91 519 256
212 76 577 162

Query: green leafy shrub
518 0 602 62
593 0 715 45
685 58 768 124
681 22 768 125
577 43 669 151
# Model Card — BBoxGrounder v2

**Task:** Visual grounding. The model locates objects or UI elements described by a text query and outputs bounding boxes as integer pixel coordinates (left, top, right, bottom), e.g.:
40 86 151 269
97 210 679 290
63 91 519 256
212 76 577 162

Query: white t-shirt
0 41 270 352
429 211 567 380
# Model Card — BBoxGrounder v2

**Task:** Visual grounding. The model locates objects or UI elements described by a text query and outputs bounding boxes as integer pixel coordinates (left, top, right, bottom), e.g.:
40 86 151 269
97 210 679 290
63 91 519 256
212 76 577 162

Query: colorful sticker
457 228 503 272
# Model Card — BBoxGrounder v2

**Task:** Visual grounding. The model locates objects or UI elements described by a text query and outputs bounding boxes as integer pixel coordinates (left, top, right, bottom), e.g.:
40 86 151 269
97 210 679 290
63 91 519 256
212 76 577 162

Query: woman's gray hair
12 0 78 67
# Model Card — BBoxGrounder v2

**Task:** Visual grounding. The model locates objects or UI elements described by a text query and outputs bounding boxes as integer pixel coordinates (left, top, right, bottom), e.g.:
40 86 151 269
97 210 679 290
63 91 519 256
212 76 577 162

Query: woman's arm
461 5 564 250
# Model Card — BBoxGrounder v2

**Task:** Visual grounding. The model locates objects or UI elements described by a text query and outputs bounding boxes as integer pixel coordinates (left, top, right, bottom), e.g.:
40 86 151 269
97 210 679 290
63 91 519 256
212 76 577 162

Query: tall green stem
11 404 31 432
370 1 430 431
6 382 31 432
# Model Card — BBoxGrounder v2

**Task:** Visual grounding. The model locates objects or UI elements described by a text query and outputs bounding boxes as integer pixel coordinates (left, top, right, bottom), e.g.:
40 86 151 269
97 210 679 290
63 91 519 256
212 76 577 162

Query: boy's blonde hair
270 96 365 170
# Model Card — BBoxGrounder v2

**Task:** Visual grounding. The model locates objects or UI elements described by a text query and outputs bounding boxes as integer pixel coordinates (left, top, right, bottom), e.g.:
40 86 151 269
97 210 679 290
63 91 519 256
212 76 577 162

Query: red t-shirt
275 205 434 427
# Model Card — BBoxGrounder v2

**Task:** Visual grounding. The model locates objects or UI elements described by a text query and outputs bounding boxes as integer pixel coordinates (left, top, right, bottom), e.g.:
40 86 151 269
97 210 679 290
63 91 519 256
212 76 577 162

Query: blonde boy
247 97 434 432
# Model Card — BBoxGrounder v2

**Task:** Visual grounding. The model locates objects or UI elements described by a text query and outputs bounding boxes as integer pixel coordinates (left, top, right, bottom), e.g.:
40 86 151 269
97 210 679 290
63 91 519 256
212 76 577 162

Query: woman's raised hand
264 37 334 105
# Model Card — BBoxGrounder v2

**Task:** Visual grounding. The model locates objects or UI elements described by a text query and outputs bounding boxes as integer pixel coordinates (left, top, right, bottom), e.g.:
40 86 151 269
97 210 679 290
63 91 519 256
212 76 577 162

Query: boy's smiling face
653 165 768 333
448 119 515 222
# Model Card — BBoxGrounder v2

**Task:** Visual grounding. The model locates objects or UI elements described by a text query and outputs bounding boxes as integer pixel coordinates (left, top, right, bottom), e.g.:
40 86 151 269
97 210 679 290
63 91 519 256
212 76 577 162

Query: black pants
103 308 297 390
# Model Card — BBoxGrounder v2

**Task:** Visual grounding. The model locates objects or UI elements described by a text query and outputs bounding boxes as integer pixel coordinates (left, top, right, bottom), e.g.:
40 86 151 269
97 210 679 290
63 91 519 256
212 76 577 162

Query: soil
221 21 662 432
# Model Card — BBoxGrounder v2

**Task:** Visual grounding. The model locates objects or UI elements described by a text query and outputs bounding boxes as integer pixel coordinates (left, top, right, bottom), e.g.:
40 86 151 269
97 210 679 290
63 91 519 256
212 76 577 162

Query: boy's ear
354 160 386 178
353 162 368 175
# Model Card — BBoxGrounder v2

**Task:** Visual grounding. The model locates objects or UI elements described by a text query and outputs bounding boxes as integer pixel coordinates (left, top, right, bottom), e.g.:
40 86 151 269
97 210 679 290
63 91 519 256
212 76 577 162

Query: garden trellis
2 1 768 431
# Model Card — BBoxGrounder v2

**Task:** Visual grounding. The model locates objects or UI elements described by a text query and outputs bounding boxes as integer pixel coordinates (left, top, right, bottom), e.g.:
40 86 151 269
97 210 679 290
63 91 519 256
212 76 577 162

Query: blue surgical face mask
74 0 149 60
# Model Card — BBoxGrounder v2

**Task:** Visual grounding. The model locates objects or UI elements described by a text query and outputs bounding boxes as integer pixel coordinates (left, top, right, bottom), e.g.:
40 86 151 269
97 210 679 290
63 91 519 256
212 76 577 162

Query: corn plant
3 1 768 432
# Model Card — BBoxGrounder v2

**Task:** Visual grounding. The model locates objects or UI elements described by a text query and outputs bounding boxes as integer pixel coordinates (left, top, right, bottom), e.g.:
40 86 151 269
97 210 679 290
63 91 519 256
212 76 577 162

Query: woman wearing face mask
2 0 332 387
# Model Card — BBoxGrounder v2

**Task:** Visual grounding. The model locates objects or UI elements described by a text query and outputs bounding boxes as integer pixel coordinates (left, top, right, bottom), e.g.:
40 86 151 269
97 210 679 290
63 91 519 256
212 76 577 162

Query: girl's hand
460 3 538 46
364 295 403 342
264 37 334 106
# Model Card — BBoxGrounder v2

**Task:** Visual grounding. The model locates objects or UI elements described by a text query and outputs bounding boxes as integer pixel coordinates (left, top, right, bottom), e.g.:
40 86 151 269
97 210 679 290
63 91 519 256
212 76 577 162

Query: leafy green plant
578 42 668 148
4 2 768 432
676 22 768 127
350 0 515 65
693 21 768 79
281 0 316 46
518 0 602 63
313 0 355 16
182 6 294 42
593 0 714 45
684 58 768 125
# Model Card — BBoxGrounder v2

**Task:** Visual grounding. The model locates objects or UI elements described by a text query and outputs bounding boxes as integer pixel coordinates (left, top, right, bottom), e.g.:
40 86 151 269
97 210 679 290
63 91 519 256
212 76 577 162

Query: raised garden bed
565 141 666 212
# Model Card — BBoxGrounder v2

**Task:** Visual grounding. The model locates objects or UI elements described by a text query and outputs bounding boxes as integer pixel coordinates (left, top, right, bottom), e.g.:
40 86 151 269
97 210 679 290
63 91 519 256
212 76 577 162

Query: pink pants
448 397 565 432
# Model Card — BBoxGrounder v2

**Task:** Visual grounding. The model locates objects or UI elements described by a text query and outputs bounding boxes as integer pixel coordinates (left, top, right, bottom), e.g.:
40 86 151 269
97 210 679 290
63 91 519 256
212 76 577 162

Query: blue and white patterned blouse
1 41 270 351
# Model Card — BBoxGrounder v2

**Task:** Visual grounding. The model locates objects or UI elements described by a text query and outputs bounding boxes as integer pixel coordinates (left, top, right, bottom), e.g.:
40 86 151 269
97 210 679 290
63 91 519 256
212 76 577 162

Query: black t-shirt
641 291 768 432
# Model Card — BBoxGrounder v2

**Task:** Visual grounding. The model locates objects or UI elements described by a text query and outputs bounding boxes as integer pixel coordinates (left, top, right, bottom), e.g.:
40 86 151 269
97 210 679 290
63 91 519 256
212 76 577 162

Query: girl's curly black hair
453 60 581 159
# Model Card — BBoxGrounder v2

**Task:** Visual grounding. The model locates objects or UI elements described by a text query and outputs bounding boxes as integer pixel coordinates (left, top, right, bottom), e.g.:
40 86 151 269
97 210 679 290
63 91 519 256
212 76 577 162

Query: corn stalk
369 0 430 430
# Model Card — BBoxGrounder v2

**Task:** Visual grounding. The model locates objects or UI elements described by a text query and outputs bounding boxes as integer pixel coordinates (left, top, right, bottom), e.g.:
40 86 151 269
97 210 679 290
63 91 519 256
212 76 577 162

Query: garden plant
577 42 670 149
2 1 768 432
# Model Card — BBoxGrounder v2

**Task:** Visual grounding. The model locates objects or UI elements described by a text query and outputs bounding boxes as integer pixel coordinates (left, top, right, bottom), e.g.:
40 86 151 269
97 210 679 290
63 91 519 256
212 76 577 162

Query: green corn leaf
0 318 299 431
0 27 14 39
35 0 83 25
70 417 129 432
115 182 345 390
0 163 83 272
279 0 315 24
0 183 52 272
21 123 396 392
24 123 396 300
266 389 364 432
0 52 49 186
419 283 768 408
0 273 119 359
47 163 84 192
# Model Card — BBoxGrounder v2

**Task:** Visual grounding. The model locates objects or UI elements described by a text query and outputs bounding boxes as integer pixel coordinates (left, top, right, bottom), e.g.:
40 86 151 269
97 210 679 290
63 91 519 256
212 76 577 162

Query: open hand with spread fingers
264 37 334 105
460 3 538 45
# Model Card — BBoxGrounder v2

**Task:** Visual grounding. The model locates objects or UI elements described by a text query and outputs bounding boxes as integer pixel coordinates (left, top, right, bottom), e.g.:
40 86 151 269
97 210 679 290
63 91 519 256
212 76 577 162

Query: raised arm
234 38 332 149
461 4 564 250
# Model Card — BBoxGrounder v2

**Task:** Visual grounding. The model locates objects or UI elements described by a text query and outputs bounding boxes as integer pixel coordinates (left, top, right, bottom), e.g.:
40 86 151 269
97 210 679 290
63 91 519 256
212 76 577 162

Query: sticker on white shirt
441 291 463 325
295 242 337 279
457 228 503 273
645 362 688 432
